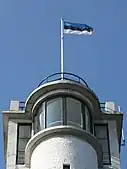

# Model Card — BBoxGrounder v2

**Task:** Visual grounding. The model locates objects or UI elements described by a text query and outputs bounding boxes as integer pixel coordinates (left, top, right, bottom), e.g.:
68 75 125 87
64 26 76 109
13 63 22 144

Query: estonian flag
64 21 93 35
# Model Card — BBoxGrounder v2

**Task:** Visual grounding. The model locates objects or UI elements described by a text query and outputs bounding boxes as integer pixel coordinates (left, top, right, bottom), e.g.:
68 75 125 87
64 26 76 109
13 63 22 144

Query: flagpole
61 18 64 79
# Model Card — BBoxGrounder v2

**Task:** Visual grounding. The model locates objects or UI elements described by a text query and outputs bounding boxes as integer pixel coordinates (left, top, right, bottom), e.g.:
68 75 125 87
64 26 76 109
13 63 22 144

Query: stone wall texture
31 135 98 169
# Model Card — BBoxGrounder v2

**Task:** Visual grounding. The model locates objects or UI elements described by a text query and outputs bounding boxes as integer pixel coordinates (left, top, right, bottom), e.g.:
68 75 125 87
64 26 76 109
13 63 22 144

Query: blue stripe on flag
64 21 93 35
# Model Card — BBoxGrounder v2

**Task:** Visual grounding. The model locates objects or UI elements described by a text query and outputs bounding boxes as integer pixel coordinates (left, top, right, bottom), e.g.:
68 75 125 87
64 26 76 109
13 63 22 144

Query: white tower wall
31 135 98 169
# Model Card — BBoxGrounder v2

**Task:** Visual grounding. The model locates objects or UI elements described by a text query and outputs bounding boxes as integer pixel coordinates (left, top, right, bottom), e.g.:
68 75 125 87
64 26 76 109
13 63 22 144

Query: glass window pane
63 164 70 169
19 125 31 138
47 98 62 127
85 106 90 132
17 124 32 164
99 139 109 152
18 138 29 151
39 112 45 129
34 115 39 134
95 125 107 139
103 153 110 164
67 98 82 127
94 124 111 164
17 151 25 164
38 104 45 130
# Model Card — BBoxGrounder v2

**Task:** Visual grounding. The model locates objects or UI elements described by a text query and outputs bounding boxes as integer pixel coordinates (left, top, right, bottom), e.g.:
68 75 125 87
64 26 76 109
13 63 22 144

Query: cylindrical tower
3 72 123 169
25 73 103 169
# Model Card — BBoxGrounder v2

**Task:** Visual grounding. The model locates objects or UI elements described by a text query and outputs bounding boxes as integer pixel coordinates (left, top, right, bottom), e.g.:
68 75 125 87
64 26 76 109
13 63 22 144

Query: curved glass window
67 97 82 128
85 106 91 132
47 98 62 127
38 103 45 130
35 96 92 133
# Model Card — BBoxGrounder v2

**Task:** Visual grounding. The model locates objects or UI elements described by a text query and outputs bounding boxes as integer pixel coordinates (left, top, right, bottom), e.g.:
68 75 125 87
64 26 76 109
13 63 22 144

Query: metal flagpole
61 18 64 79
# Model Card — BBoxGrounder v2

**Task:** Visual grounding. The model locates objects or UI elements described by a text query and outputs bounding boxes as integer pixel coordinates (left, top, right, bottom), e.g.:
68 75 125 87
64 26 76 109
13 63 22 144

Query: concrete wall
95 120 121 169
108 121 120 169
31 135 98 169
6 119 121 169
6 120 17 169
6 120 30 169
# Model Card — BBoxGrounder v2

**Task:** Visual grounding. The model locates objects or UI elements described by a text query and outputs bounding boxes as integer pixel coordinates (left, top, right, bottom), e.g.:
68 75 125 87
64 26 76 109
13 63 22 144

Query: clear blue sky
0 0 127 168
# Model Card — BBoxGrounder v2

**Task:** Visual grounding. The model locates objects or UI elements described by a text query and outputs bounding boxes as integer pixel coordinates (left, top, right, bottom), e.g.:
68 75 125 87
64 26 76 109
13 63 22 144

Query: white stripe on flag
64 29 93 35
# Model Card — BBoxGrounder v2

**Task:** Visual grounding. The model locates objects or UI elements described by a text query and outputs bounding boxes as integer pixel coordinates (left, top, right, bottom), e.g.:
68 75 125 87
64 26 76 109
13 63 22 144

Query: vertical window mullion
81 103 86 130
63 97 67 125
16 123 20 164
89 111 93 134
106 124 111 164
45 102 47 128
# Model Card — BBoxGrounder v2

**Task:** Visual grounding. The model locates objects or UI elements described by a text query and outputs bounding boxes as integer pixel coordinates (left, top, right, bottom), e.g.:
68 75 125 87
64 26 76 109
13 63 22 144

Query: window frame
16 123 32 165
94 123 111 165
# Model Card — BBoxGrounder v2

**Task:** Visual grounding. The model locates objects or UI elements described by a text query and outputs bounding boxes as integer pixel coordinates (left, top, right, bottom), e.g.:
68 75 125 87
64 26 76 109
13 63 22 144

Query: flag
64 21 93 35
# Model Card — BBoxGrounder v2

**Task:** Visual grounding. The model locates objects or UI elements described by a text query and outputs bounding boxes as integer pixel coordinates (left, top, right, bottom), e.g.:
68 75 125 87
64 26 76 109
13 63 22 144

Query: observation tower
2 72 123 169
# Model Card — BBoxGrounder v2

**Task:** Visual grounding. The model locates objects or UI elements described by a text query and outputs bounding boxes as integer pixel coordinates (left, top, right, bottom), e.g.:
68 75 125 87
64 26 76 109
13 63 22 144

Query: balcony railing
19 72 89 111
37 72 89 88
19 101 26 111
18 73 120 114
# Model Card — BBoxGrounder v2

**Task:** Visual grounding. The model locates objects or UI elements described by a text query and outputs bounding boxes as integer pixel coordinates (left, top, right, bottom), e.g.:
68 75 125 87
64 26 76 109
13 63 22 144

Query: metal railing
37 72 89 88
19 101 25 111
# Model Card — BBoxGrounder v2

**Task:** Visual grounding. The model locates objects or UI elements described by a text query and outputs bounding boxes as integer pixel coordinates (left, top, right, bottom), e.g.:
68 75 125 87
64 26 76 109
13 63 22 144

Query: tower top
25 72 101 119
2 72 124 169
